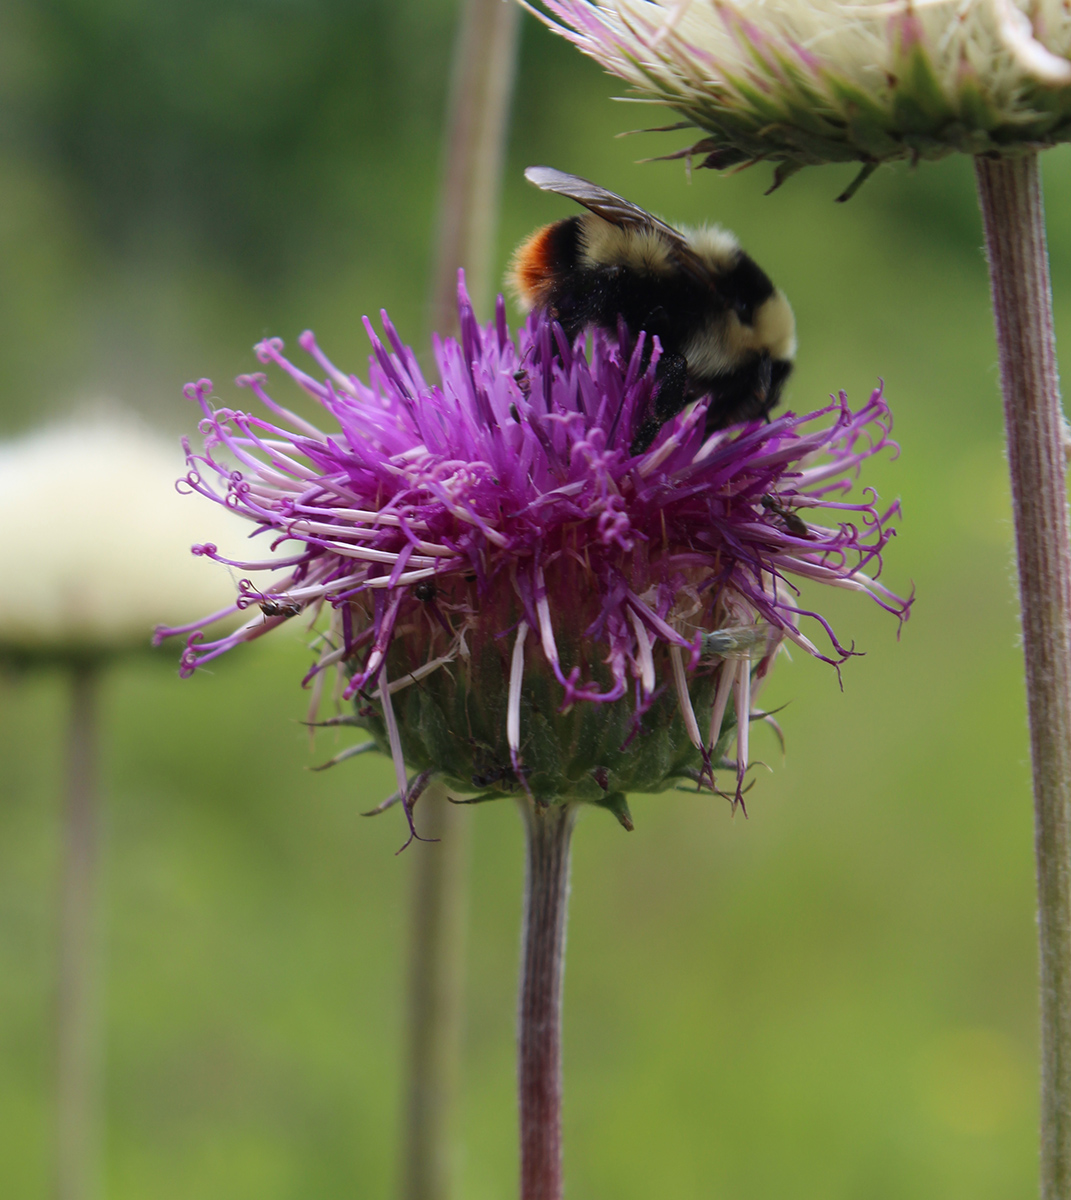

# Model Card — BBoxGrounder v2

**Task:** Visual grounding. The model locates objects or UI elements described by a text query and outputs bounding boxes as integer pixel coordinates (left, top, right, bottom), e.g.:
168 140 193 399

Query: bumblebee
509 166 796 455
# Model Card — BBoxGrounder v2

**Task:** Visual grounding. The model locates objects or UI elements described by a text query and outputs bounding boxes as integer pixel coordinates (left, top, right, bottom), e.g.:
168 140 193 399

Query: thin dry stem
400 784 469 1200
401 3 521 1197
975 151 1071 1200
57 661 102 1200
430 0 522 337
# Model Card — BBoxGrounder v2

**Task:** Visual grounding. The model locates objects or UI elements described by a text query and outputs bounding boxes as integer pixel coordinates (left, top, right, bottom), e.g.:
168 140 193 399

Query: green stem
56 661 103 1200
974 152 1071 1200
517 800 575 1200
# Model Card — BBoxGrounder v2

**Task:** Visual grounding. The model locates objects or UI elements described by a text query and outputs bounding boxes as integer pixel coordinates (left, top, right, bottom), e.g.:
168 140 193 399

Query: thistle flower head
157 277 907 839
537 0 1071 197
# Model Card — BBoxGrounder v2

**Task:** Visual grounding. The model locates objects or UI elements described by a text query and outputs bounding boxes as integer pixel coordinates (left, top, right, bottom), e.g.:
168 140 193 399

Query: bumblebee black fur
509 167 797 456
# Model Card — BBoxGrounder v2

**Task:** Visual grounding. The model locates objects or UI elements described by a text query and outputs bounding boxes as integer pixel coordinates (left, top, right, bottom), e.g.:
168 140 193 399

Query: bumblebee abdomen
507 217 582 312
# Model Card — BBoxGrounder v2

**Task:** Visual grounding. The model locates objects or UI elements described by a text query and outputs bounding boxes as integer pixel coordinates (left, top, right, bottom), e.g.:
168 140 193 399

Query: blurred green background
0 1 1058 1196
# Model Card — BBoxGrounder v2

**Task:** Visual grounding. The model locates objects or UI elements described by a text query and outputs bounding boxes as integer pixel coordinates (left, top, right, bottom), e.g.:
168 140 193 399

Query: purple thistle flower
157 276 908 840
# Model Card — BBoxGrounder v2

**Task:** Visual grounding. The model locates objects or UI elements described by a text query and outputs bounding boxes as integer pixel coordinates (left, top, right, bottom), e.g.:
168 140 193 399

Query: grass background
0 2 1057 1196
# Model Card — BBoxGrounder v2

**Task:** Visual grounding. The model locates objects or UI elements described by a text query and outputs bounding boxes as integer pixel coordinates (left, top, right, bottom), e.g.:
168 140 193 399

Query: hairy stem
975 152 1071 1199
57 661 103 1200
518 801 576 1200
400 784 469 1200
430 0 522 337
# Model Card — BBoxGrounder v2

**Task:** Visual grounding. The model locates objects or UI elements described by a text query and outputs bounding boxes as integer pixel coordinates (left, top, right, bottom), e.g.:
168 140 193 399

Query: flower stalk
57 660 103 1200
431 0 521 338
400 782 469 1200
974 151 1071 1199
517 800 576 1200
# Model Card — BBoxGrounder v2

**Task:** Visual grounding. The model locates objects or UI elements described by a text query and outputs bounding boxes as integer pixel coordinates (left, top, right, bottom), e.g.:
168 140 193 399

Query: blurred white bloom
0 411 249 656
538 0 1071 197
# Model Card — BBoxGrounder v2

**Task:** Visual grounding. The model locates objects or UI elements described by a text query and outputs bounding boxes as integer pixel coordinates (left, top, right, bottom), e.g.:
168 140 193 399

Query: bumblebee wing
525 167 662 230
524 166 713 289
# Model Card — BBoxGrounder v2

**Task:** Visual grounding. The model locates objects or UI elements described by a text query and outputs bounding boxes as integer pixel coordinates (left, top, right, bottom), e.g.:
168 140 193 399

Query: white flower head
0 411 249 658
536 0 1071 196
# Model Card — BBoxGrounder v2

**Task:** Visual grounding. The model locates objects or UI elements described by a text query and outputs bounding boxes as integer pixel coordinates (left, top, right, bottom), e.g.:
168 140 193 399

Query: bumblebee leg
629 415 662 457
651 352 689 423
629 351 689 456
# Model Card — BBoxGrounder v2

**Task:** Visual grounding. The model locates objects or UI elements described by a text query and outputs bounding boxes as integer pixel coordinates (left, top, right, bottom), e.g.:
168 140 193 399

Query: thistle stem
974 152 1071 1199
400 784 468 1200
57 660 102 1200
517 800 576 1200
